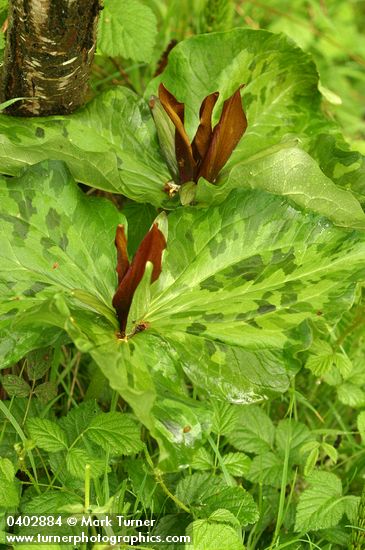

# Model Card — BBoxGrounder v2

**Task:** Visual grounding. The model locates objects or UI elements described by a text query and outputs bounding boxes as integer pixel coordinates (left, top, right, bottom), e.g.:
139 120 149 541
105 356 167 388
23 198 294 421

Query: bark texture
1 0 102 116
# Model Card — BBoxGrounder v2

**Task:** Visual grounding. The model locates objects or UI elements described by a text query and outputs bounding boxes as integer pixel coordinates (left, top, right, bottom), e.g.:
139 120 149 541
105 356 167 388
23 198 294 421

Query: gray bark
0 0 102 116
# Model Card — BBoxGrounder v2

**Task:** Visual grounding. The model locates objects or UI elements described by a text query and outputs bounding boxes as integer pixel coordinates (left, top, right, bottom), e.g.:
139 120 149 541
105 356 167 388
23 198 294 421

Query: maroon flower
112 223 166 337
157 83 247 185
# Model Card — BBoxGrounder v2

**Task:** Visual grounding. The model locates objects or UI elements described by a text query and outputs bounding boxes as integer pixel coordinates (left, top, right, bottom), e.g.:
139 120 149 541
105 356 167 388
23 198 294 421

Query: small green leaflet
175 472 258 525
0 458 20 509
98 0 157 62
186 519 243 550
26 418 68 453
2 161 365 463
87 412 143 455
25 405 143 480
294 471 354 532
225 406 275 454
1 374 31 398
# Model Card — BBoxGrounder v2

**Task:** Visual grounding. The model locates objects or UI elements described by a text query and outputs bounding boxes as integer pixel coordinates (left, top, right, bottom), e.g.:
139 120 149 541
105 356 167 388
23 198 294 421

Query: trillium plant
1 9 365 548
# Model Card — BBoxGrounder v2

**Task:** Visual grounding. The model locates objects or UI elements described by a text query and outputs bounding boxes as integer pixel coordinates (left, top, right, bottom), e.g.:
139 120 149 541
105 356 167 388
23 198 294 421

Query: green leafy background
1 4 365 546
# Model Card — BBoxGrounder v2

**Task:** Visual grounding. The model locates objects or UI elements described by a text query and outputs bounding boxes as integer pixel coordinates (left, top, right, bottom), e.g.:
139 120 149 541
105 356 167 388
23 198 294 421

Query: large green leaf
0 87 170 207
196 146 365 229
1 162 365 466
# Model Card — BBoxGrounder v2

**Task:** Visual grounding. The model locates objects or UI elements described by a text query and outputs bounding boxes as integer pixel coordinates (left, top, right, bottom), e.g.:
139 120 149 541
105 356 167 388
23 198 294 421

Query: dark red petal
198 87 247 183
159 83 196 183
112 223 166 336
115 224 129 285
192 91 219 164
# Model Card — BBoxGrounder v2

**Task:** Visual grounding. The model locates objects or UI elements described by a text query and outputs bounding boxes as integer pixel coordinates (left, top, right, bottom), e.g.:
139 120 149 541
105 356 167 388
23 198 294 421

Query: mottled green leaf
204 146 365 229
0 160 125 368
0 88 170 206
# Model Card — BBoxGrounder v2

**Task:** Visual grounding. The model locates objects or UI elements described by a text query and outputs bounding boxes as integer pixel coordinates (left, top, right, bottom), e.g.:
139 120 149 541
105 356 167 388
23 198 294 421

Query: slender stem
0 400 39 489
67 356 80 410
154 469 191 514
269 391 295 548
144 446 191 514
23 379 36 425
84 464 91 512
208 434 233 486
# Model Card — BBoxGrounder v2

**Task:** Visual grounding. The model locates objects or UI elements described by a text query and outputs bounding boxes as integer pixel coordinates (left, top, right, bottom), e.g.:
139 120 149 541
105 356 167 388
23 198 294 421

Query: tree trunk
0 0 102 116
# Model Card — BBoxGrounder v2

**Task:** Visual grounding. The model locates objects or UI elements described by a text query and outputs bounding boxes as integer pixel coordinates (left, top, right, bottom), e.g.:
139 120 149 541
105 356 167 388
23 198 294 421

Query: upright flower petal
159 83 196 183
192 91 219 164
198 87 247 183
112 223 167 336
115 225 129 285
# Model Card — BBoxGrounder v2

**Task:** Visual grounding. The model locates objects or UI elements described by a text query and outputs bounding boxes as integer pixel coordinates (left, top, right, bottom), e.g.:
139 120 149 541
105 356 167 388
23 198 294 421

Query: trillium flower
150 83 247 187
112 222 166 338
